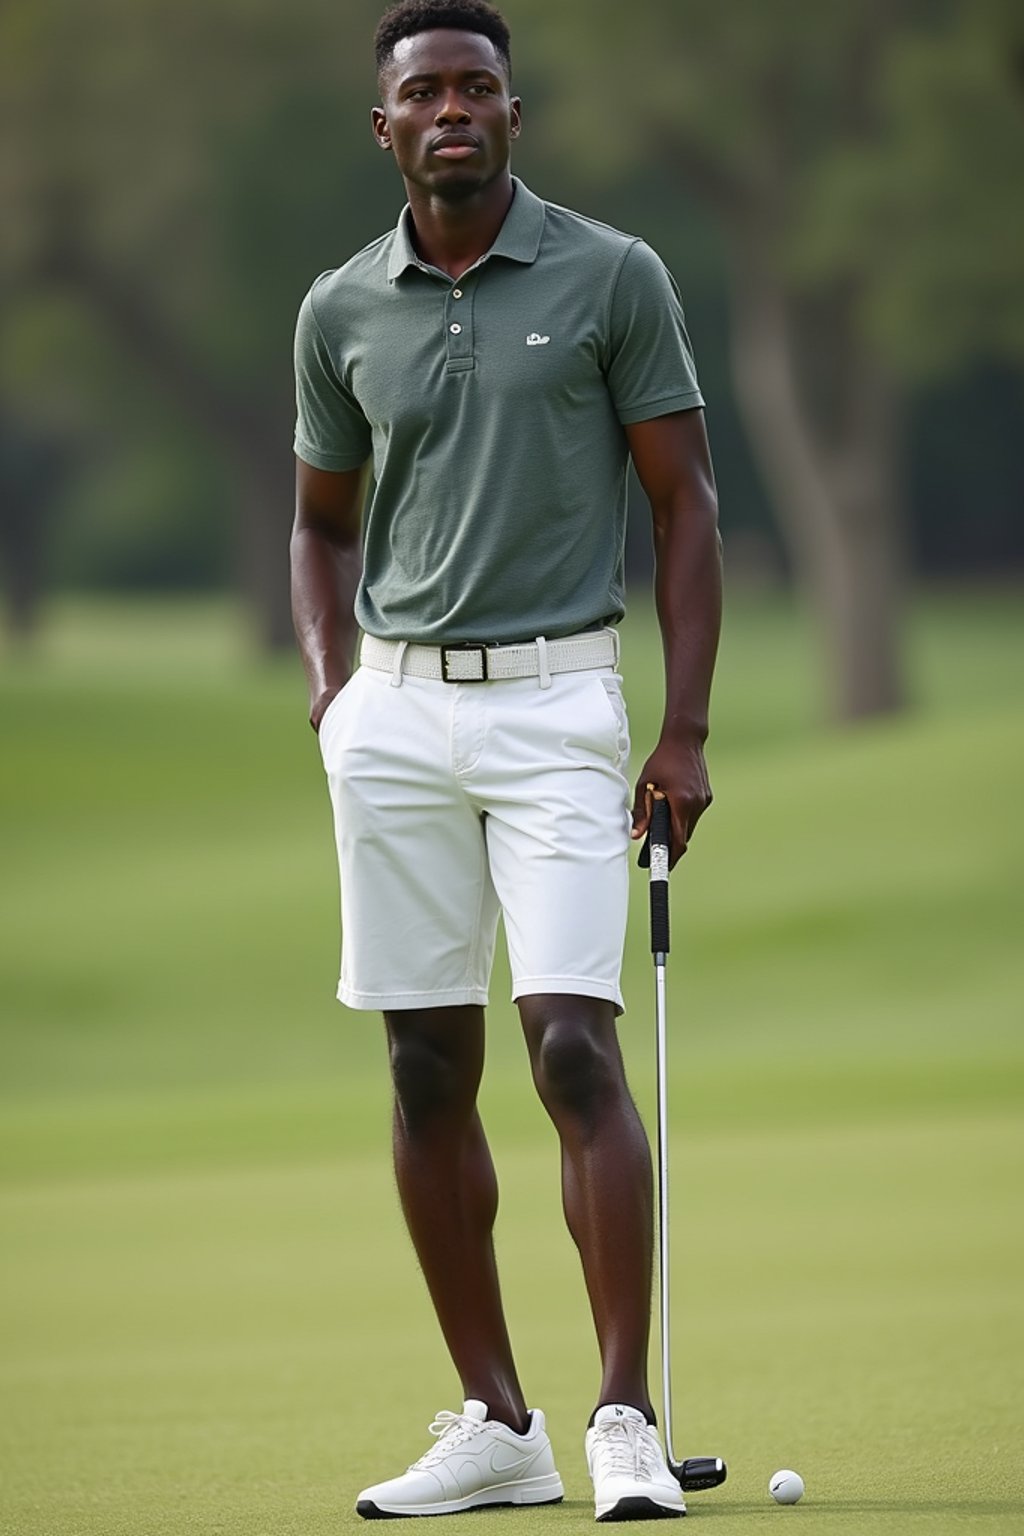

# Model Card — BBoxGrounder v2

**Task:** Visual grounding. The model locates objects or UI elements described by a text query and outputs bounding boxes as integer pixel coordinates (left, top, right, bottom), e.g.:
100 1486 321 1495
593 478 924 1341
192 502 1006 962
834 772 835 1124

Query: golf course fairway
2 592 1022 1534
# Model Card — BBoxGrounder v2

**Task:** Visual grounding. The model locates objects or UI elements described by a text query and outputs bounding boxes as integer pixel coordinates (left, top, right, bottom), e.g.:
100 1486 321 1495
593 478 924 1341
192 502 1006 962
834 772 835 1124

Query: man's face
372 28 521 199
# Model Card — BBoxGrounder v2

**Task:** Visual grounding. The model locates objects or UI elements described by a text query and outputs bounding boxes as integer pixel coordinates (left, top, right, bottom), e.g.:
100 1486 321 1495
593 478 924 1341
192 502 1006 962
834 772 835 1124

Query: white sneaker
586 1405 686 1521
356 1399 564 1518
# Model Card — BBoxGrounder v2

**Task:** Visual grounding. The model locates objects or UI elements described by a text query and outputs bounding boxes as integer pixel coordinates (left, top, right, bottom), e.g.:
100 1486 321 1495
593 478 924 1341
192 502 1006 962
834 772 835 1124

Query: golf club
645 790 727 1494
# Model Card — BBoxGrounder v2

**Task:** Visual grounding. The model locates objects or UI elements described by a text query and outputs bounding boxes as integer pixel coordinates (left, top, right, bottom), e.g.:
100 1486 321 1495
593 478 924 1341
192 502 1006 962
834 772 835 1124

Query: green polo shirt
294 178 703 644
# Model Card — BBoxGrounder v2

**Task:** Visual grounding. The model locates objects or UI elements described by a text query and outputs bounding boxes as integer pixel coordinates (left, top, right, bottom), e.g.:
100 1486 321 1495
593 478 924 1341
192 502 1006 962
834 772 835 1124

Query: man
291 0 721 1520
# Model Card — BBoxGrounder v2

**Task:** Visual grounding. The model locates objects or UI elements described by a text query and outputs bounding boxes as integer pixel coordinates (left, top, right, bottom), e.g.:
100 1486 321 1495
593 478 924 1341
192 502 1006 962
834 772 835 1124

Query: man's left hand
631 736 713 869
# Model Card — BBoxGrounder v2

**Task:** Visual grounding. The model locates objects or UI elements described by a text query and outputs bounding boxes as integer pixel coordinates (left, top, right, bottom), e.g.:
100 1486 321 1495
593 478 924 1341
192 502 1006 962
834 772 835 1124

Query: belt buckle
439 642 489 683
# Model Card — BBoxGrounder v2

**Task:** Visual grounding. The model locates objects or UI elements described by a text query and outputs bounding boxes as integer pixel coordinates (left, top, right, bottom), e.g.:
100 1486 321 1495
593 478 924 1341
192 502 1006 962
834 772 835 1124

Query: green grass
1 589 1023 1534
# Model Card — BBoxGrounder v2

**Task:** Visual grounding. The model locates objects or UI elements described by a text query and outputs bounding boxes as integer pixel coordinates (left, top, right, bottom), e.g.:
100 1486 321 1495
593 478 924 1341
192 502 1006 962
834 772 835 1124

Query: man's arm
290 458 365 731
624 408 722 867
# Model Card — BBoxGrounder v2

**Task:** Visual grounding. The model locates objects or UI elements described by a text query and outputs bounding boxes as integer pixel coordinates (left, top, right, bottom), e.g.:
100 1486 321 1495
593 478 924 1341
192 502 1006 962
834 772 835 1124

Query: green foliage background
1 0 1022 599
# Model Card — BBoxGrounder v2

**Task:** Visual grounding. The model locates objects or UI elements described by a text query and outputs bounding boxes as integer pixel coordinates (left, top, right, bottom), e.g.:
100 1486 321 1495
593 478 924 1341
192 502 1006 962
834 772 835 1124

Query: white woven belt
361 628 618 684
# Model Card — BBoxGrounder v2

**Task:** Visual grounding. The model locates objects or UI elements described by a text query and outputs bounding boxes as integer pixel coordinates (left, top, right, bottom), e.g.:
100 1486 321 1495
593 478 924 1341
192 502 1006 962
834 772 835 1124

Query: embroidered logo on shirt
526 332 551 346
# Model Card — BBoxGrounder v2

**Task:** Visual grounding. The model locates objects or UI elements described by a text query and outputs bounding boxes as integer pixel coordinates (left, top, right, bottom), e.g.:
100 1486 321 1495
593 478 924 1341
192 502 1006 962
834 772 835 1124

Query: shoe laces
591 1417 662 1481
411 1409 486 1470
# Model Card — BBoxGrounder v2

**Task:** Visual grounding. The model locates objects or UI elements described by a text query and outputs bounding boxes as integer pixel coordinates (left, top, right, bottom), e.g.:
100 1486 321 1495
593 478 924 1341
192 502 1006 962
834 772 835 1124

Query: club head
671 1456 728 1491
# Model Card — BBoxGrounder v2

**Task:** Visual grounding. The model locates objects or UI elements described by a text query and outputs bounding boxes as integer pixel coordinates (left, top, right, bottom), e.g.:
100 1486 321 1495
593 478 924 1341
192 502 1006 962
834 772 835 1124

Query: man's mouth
430 134 480 159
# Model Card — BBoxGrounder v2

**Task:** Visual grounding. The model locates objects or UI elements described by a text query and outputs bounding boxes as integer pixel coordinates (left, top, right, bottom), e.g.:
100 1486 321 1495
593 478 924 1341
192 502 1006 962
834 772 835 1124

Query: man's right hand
310 682 349 734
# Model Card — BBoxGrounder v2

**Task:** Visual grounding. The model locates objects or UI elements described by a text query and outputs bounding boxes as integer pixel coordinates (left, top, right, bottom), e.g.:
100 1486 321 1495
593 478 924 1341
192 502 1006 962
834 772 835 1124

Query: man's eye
408 88 433 100
467 84 493 95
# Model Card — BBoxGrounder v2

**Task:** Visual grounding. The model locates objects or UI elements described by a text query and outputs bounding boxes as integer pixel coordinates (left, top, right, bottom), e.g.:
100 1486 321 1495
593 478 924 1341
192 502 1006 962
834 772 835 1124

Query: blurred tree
518 0 1024 719
0 0 395 649
1 0 1020 684
0 405 70 639
798 0 1024 378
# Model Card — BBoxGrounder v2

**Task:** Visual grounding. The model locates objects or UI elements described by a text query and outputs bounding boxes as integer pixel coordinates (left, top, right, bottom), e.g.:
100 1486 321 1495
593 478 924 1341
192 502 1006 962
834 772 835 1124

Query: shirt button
449 322 462 335
452 288 463 299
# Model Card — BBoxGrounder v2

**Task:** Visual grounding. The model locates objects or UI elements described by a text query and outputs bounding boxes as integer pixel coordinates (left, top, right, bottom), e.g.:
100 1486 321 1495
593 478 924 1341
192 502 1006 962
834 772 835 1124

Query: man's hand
310 682 349 734
631 736 713 869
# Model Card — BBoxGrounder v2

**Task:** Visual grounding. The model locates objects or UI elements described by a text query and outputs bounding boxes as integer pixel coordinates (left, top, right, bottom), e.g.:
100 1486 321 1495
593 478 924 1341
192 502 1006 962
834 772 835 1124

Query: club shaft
654 954 679 1469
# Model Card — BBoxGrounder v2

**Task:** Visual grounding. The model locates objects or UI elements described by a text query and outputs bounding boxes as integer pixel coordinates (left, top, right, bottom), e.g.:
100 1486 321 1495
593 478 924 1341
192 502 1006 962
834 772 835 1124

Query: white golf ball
769 1469 805 1504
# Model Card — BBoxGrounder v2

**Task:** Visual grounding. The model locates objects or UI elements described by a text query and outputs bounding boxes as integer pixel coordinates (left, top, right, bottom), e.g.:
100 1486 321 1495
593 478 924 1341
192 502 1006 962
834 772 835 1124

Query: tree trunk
726 249 907 720
46 248 297 653
232 443 296 653
0 515 43 642
0 413 66 645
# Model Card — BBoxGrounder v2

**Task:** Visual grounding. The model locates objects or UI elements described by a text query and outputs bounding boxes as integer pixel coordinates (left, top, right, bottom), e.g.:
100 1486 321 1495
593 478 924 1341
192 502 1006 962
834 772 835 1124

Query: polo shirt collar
386 177 545 282
488 179 546 264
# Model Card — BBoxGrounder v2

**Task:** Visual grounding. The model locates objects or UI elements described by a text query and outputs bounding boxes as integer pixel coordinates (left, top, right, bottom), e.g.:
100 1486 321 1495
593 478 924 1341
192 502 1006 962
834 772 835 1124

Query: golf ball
769 1469 805 1504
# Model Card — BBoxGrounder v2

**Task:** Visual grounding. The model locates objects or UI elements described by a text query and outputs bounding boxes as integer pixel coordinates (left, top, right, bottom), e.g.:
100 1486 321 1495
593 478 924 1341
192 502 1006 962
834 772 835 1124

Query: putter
644 791 727 1493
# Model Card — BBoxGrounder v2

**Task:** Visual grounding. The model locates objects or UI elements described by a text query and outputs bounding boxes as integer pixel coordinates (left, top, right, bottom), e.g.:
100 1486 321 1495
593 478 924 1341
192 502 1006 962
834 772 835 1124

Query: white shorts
317 656 632 1013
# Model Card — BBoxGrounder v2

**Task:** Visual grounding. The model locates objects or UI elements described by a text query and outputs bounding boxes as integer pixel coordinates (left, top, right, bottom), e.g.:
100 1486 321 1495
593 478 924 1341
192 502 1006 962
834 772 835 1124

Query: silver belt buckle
439 643 490 683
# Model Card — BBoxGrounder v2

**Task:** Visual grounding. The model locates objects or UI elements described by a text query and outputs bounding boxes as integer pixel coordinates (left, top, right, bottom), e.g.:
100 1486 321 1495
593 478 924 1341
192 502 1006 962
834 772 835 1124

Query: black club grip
648 795 671 956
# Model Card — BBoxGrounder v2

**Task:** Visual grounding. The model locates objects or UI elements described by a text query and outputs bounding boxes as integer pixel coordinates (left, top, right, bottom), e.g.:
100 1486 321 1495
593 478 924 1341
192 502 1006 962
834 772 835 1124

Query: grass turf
1 590 1023 1534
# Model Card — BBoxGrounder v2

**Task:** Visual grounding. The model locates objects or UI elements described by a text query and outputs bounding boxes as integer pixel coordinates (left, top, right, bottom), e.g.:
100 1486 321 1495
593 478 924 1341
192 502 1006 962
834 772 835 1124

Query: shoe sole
358 1495 563 1520
597 1496 686 1521
357 1478 565 1519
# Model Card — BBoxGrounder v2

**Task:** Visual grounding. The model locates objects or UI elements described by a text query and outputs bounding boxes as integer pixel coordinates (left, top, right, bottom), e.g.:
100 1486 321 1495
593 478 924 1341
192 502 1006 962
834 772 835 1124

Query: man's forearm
290 525 362 727
652 494 722 746
624 409 720 857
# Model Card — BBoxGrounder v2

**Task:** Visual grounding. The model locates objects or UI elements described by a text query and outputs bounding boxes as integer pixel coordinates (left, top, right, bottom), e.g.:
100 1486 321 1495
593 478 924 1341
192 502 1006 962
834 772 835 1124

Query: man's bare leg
384 1005 528 1431
519 994 655 1420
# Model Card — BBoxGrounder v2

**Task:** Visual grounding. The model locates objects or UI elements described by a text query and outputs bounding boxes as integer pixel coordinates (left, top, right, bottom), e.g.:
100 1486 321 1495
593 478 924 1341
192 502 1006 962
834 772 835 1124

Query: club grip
649 796 671 955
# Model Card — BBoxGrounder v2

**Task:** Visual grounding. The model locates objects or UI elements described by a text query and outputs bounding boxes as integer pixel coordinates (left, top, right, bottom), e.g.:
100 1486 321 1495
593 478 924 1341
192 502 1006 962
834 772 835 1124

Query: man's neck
405 173 515 281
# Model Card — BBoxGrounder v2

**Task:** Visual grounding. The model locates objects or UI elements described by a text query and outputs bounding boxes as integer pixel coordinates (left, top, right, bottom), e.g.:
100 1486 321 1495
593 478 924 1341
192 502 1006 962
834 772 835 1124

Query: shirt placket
444 279 476 374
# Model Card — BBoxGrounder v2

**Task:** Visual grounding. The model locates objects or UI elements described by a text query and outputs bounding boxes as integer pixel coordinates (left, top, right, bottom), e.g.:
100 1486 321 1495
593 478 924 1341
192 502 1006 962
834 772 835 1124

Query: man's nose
434 91 471 125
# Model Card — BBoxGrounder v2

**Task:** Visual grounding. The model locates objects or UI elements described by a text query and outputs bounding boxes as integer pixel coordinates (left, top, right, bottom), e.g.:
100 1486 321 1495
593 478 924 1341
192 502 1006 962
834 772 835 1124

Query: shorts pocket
317 673 359 761
596 673 631 769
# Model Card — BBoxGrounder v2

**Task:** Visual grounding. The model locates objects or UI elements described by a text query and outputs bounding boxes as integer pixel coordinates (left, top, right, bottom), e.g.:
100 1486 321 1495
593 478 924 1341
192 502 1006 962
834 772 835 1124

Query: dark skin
370 29 522 279
291 27 721 1434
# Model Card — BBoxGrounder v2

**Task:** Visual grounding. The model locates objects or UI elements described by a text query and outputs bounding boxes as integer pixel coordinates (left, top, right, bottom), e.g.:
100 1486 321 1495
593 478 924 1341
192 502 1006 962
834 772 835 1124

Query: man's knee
527 1009 624 1127
386 1015 479 1133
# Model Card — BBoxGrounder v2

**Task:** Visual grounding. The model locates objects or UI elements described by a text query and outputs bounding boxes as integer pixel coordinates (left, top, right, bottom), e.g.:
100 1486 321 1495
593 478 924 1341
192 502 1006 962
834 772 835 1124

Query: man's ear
509 97 522 141
371 105 392 150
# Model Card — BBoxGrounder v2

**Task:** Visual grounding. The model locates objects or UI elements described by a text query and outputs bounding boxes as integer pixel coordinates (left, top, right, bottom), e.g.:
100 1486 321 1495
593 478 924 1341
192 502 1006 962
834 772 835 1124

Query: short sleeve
293 281 372 471
605 241 704 425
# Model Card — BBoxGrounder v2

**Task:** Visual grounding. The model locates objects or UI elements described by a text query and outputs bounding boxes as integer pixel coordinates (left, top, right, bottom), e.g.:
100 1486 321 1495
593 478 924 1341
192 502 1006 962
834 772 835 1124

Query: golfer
291 0 721 1519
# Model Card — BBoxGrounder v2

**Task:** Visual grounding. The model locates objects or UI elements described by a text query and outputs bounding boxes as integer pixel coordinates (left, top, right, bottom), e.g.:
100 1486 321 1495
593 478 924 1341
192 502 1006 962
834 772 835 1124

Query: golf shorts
317 652 632 1013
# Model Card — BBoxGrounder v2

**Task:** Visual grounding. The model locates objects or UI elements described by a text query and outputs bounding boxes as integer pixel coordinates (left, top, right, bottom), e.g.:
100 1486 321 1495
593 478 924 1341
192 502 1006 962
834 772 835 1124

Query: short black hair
375 0 512 85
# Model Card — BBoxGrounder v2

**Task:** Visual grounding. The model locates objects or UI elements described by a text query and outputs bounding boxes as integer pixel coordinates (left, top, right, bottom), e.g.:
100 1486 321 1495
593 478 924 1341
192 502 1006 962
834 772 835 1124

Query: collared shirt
294 179 704 644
